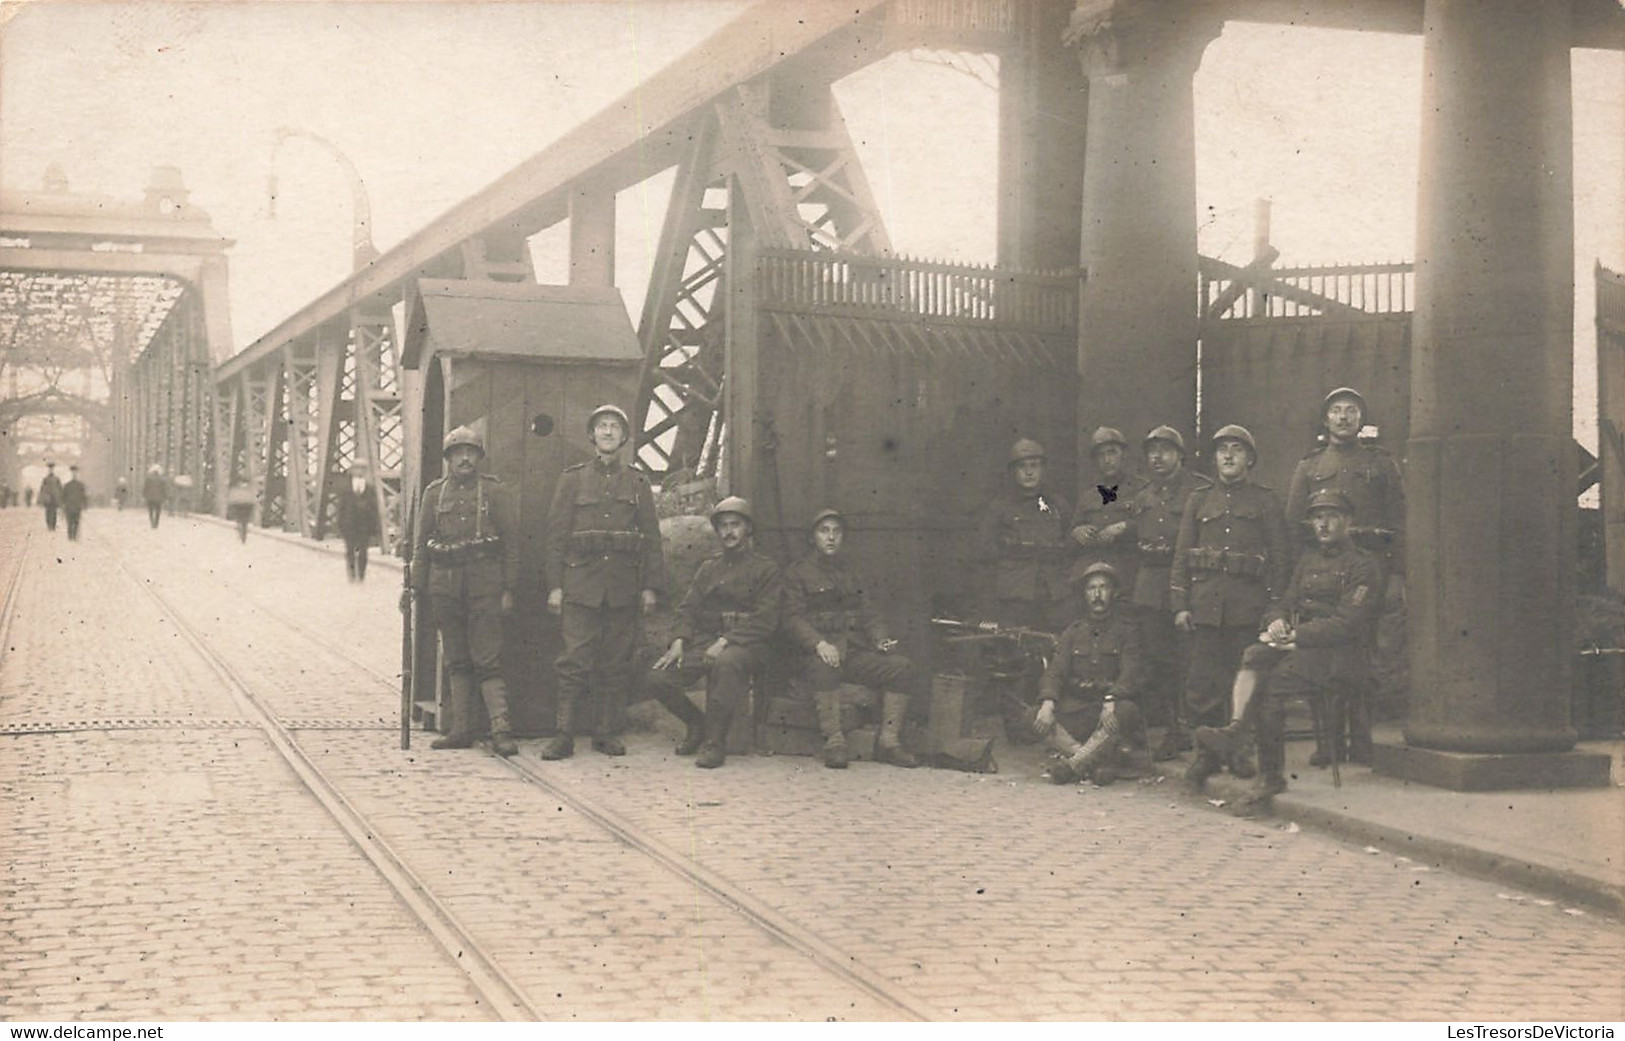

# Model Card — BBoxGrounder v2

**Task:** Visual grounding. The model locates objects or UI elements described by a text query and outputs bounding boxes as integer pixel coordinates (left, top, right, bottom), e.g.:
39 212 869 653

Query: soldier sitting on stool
408 425 521 757
783 507 919 769
640 497 781 769
542 404 667 760
1034 562 1150 786
1193 488 1382 806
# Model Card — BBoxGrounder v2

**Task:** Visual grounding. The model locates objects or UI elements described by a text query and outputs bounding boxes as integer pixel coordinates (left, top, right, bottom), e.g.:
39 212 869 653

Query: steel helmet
586 404 631 437
1074 561 1121 587
1090 427 1127 450
809 507 845 530
1008 438 1046 465
1323 387 1368 418
1143 425 1186 455
1211 423 1258 458
709 495 753 528
1305 488 1354 515
442 425 485 457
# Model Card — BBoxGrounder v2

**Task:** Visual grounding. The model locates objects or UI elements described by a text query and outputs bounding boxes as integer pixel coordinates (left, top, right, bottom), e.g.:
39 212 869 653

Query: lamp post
267 127 380 271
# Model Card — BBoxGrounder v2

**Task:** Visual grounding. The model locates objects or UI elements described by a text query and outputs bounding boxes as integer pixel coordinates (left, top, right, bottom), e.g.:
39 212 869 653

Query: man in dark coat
542 404 666 759
142 465 167 529
61 465 88 541
38 462 63 532
335 463 382 582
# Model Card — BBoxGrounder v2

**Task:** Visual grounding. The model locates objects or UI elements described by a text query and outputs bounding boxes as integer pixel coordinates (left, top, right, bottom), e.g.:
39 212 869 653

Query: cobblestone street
2 509 1621 1021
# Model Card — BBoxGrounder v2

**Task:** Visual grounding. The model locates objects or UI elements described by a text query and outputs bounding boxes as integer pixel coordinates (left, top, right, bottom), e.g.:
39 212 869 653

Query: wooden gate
1598 265 1625 592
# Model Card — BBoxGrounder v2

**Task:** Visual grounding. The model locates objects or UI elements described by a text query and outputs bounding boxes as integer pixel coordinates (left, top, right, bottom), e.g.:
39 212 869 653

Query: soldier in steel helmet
541 405 667 760
1171 424 1290 788
976 438 1074 634
782 507 919 769
1284 387 1403 765
1070 426 1147 592
1033 562 1150 786
1193 488 1382 805
405 425 522 757
639 496 781 769
1124 425 1210 758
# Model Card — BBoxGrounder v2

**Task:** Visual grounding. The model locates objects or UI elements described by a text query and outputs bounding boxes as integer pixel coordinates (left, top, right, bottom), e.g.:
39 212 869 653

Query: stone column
1072 3 1219 448
1394 0 1607 787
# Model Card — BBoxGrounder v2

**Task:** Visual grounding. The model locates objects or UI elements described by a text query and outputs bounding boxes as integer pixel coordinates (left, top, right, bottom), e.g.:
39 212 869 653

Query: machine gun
931 618 1058 714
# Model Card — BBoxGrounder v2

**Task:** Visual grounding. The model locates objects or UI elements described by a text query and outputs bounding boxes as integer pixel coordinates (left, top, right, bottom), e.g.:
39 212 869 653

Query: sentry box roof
403 279 641 370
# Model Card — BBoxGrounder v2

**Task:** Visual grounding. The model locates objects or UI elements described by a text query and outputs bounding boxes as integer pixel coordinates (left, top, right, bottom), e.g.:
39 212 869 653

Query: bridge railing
1200 257 1415 320
757 248 1077 334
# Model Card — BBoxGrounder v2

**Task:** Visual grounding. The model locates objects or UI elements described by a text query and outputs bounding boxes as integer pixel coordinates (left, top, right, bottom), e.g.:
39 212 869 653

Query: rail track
94 524 933 1022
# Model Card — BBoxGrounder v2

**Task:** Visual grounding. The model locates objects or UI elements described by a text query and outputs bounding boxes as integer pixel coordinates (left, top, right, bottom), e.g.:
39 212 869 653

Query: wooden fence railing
1200 256 1415 320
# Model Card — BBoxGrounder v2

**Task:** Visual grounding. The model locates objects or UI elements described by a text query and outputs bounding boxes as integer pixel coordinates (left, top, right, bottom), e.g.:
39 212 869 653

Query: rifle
400 564 415 751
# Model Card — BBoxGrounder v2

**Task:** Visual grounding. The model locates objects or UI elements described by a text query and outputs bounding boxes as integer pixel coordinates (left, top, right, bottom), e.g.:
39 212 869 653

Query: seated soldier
1193 488 1382 804
640 497 781 769
783 508 919 769
1032 562 1150 786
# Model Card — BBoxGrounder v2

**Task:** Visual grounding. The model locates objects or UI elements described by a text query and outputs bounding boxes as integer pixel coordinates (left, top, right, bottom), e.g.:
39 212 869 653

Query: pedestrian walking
405 426 521 757
114 476 128 511
142 465 167 529
61 465 88 541
225 482 255 542
38 462 63 532
541 405 666 760
24 486 33 508
336 464 382 582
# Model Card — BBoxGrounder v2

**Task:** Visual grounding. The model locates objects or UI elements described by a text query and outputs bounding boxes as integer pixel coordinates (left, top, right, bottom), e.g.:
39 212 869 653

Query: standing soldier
142 465 167 529
782 508 919 769
541 404 666 760
1194 489 1382 804
61 465 88 541
976 438 1074 633
1126 426 1210 759
38 462 63 532
336 463 382 582
1034 562 1149 786
640 497 780 769
408 426 521 757
1171 425 1290 786
1070 426 1146 591
1285 387 1404 765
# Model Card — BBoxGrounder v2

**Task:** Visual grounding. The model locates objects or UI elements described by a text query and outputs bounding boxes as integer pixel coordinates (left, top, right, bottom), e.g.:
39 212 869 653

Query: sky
1 0 1621 448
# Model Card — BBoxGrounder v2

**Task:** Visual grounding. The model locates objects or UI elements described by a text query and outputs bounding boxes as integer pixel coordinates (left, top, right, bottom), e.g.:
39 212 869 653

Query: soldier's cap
1008 438 1046 465
1090 427 1128 450
1211 423 1258 456
710 495 754 528
810 507 845 530
442 425 485 458
1323 386 1368 415
1074 561 1121 587
1305 488 1354 515
586 404 631 437
1143 425 1186 454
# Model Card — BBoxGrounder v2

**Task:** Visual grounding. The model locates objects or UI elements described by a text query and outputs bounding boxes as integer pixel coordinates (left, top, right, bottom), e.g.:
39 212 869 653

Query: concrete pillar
1391 0 1608 788
1072 4 1219 449
568 188 615 287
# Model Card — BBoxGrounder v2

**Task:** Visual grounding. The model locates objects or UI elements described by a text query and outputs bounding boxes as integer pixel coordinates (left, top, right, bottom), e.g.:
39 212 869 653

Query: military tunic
1069 472 1147 590
976 486 1074 633
783 553 912 694
642 546 781 720
1033 605 1150 762
411 473 520 680
1285 441 1405 569
546 456 668 734
1124 467 1209 725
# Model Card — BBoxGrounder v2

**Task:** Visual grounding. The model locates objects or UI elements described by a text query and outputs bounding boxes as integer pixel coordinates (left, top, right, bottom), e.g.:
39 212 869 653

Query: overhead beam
1208 0 1623 48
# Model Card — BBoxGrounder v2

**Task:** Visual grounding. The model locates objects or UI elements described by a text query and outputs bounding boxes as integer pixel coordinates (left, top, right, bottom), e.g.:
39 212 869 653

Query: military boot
1227 718 1259 779
480 678 518 757
1153 717 1192 761
430 672 477 750
658 691 707 756
695 708 731 769
875 690 920 768
539 696 575 760
1345 694 1373 765
813 690 849 769
1307 698 1333 767
1183 747 1222 791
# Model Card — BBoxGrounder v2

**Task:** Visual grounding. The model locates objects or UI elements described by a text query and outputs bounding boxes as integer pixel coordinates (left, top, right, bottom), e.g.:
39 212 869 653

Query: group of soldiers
406 386 1403 806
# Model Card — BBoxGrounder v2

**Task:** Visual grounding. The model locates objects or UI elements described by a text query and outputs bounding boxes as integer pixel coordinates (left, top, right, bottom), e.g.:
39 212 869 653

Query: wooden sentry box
402 279 642 738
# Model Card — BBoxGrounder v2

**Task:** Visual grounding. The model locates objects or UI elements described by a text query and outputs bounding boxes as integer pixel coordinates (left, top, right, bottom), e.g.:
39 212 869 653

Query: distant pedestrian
336 464 381 582
142 465 167 528
225 482 255 542
62 465 88 541
24 486 34 508
0 482 11 509
38 462 63 532
114 476 129 511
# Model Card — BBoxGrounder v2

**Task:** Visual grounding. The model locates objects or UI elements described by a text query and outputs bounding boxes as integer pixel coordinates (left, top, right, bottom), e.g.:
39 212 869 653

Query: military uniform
412 462 521 752
1032 601 1149 783
1169 475 1290 734
1126 464 1210 737
38 468 63 532
1069 471 1147 591
976 486 1074 634
641 540 781 767
1286 441 1405 568
545 454 666 750
61 473 87 541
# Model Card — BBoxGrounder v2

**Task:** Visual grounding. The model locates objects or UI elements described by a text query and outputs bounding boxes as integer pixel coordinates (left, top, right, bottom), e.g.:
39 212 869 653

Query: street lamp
267 126 380 271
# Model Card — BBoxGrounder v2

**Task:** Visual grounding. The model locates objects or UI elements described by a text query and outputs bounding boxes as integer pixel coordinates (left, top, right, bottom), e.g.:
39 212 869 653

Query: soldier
1125 426 1210 759
782 507 919 769
142 465 167 529
641 497 780 769
408 425 521 757
61 465 88 541
541 404 666 760
976 438 1073 634
38 462 63 532
1194 489 1382 805
1034 562 1149 786
1069 426 1147 591
1285 387 1404 765
335 463 381 582
1172 425 1290 788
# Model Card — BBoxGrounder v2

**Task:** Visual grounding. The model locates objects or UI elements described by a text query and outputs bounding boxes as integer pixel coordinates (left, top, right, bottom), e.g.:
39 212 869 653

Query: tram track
110 529 933 1022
